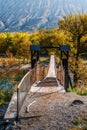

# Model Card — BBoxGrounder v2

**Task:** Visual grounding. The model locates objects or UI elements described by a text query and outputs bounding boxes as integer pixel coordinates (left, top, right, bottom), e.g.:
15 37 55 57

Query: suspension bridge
4 45 71 121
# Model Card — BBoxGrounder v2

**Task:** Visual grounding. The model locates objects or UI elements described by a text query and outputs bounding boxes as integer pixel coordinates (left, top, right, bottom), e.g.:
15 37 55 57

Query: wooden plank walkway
30 77 65 93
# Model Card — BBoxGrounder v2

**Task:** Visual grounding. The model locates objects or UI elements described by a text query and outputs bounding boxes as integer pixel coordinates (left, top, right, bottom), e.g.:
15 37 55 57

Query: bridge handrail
17 68 36 120
57 65 65 86
18 71 30 89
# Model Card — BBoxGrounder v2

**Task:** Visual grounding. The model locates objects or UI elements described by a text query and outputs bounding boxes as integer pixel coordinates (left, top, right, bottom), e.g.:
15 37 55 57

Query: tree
0 33 7 54
39 28 68 56
15 32 31 63
59 13 87 84
30 31 40 45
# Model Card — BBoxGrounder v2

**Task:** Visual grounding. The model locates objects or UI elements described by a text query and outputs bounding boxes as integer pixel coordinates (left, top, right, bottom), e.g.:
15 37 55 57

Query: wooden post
60 45 70 91
30 45 41 69
62 59 68 91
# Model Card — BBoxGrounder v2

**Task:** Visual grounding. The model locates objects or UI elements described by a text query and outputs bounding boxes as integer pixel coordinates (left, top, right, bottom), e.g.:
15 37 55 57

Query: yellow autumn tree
59 13 87 86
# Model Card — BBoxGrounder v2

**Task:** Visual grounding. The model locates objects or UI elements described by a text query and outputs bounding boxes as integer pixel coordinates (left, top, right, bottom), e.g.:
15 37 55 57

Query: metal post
16 87 19 121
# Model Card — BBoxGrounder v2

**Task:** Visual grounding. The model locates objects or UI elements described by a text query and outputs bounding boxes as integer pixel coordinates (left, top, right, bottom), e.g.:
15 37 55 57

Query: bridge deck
30 77 65 93
37 77 58 87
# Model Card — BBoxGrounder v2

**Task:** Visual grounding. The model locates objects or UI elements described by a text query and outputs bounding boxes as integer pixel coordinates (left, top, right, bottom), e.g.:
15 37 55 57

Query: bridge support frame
60 45 70 91
30 45 70 91
30 45 60 69
30 45 41 69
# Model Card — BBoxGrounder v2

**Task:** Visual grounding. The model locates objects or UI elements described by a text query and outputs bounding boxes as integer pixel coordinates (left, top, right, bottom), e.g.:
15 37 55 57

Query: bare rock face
0 0 87 32
0 21 5 29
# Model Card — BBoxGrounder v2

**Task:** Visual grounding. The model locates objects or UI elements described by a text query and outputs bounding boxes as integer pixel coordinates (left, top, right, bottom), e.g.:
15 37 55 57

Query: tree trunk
73 36 80 87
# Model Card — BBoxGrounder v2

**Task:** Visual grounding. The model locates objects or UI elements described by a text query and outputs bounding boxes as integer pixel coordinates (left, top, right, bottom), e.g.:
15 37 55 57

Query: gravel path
11 92 87 130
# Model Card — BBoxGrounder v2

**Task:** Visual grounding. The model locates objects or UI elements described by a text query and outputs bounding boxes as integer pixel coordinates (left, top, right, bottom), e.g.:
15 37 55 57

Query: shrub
0 89 13 105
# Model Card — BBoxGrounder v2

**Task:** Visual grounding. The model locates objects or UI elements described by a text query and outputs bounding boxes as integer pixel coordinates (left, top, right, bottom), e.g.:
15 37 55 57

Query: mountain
0 0 87 32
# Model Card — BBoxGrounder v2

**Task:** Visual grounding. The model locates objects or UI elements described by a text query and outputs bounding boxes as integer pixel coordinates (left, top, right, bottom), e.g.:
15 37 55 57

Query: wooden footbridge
4 45 71 121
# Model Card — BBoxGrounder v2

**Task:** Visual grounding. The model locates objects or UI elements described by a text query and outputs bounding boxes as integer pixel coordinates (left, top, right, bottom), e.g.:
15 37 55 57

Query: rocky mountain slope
0 0 87 32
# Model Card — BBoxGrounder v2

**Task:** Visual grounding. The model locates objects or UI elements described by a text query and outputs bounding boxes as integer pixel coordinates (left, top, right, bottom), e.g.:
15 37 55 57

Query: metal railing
17 71 30 120
16 68 36 120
